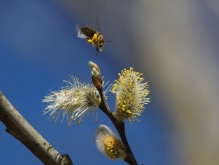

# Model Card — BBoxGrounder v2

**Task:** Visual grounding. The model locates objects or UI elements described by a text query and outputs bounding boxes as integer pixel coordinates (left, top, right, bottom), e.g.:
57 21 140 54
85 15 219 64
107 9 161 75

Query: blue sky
0 1 180 165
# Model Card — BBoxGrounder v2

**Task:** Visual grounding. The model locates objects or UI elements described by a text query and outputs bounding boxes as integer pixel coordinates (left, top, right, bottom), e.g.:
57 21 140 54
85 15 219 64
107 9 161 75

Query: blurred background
1 0 219 165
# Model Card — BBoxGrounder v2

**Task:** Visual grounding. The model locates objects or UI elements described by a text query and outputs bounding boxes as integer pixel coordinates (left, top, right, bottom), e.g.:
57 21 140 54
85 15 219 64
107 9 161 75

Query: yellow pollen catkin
103 136 122 159
111 67 150 123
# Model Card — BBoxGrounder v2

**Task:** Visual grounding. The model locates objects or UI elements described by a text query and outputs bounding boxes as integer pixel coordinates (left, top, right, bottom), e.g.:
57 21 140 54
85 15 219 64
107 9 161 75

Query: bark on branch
0 91 73 165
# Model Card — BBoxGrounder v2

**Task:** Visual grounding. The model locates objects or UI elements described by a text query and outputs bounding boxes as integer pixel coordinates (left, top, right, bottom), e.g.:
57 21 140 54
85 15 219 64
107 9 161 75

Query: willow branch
96 87 138 165
0 91 73 165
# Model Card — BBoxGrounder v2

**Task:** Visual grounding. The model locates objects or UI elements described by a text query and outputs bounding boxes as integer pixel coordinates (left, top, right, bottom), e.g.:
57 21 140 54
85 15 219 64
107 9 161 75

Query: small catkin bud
89 61 103 88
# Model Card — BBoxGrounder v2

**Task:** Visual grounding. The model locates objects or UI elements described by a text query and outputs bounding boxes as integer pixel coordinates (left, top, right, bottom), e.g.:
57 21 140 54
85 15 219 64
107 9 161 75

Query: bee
77 18 111 55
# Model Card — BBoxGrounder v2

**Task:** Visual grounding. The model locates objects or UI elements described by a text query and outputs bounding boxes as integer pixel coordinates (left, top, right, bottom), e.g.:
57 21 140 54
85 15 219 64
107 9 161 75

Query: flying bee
76 18 111 55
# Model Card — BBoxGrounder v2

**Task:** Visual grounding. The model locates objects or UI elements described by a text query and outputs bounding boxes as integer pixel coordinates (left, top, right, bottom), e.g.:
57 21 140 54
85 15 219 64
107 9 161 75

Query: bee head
97 33 105 43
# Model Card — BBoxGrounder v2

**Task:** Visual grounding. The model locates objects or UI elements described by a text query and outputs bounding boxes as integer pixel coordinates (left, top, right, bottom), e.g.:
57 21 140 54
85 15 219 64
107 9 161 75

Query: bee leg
96 46 99 56
99 45 103 52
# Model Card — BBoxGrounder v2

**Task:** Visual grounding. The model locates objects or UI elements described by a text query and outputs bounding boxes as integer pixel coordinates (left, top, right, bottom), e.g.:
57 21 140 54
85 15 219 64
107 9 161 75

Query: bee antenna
95 16 101 32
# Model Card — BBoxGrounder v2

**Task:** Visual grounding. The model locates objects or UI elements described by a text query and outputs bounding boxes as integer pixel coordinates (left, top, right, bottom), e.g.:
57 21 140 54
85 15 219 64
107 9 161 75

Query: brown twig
0 91 73 165
96 85 138 165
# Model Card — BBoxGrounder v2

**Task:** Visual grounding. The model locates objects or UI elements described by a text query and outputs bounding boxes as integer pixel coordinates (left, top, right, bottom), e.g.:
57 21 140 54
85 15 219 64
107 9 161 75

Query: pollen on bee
87 39 94 45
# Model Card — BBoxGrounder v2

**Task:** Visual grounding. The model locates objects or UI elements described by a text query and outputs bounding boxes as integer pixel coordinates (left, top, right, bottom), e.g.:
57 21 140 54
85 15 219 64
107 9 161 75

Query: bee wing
76 25 87 39
80 26 96 39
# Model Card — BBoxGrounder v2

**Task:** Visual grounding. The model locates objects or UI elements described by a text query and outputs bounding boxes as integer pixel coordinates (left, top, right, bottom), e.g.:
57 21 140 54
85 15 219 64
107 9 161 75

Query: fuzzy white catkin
43 76 101 126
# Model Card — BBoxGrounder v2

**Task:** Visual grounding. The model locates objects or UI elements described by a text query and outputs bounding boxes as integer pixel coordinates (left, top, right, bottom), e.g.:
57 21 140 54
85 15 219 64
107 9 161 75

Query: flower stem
96 87 138 165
